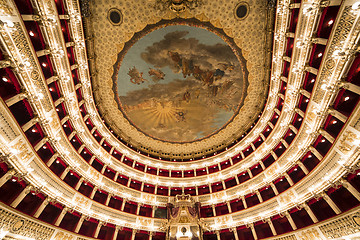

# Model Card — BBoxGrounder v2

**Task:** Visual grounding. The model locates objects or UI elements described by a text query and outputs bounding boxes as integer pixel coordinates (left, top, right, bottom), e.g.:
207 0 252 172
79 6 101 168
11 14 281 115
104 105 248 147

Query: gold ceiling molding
154 0 203 13
195 12 209 22
86 0 271 158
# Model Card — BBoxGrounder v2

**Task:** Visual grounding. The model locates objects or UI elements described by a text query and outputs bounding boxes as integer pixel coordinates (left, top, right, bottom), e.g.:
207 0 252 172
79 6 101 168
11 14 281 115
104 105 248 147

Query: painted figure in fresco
148 68 165 82
168 51 227 87
183 90 191 102
174 111 186 122
181 58 193 78
128 66 148 84
168 51 182 65
217 62 234 72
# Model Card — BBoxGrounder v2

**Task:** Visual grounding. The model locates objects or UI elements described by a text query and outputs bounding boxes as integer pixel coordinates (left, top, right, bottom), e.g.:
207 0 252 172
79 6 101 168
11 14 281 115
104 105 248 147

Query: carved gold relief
88 168 100 181
210 19 222 28
179 216 190 223
0 0 13 15
11 139 33 164
212 191 225 201
30 70 40 81
278 190 297 206
11 220 24 232
72 194 91 210
337 130 358 154
54 231 74 240
215 215 232 225
195 13 209 22
307 110 316 123
223 28 234 38
319 213 359 238
266 164 278 178
324 58 335 70
297 228 323 240
141 193 156 202
353 215 360 226
136 218 152 227
154 0 202 13
0 208 55 239
285 95 292 106
162 10 178 20
178 9 194 19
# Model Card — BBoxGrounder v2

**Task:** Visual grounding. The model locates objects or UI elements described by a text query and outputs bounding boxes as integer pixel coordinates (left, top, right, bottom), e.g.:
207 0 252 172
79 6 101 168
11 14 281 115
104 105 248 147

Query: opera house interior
0 0 360 239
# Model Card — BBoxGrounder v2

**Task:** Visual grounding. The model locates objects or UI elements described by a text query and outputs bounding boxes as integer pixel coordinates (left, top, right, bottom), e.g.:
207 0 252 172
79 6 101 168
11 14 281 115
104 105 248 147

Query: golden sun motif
143 101 184 127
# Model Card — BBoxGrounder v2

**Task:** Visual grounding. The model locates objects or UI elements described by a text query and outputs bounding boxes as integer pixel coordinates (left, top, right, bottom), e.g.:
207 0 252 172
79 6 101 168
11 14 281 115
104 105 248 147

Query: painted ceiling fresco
114 24 248 143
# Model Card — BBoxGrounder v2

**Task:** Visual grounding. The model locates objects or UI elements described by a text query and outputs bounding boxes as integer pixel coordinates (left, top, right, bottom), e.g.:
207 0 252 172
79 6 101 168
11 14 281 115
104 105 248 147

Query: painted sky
116 25 246 142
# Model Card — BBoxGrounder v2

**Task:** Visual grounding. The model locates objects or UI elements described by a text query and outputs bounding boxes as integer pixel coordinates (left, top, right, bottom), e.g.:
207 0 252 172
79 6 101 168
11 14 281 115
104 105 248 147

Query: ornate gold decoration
0 0 13 15
212 191 225 201
165 194 203 238
319 212 360 238
11 139 33 165
72 194 91 210
154 0 203 13
324 58 335 70
215 215 232 226
30 70 40 80
0 60 11 68
11 220 24 232
0 207 55 239
141 193 156 202
266 163 279 178
179 216 190 223
54 231 74 240
278 189 297 206
337 130 358 154
353 215 360 226
88 168 101 181
136 218 152 228
297 228 323 240
195 12 209 22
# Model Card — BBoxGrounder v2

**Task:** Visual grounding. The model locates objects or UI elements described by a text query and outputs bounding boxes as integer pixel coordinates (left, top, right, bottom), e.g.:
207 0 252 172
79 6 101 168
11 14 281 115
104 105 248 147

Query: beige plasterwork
87 0 271 157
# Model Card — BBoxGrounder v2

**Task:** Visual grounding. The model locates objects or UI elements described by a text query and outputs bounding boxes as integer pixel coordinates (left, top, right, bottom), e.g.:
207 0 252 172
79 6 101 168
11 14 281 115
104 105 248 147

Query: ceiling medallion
154 0 203 13
112 20 248 143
